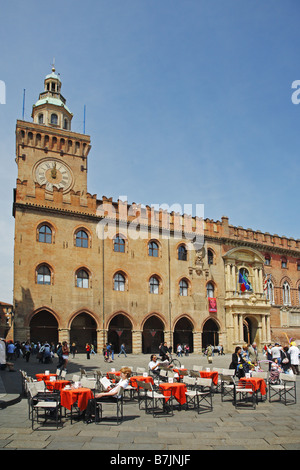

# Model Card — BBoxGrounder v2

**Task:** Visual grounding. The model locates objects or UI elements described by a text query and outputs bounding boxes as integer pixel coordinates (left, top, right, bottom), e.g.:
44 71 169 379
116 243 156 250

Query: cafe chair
136 367 146 374
55 368 62 379
212 367 223 393
183 376 196 390
95 387 125 425
81 376 97 393
185 377 213 414
220 374 236 403
159 370 168 382
140 381 174 417
234 380 256 409
71 374 81 383
60 370 67 380
28 383 61 430
269 373 296 405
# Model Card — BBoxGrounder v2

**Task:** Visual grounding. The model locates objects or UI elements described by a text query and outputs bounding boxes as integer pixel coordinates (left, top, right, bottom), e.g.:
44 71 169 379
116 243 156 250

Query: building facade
12 69 300 353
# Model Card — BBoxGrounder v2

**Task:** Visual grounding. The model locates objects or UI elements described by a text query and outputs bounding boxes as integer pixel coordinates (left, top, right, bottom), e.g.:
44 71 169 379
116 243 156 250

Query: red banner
208 297 217 313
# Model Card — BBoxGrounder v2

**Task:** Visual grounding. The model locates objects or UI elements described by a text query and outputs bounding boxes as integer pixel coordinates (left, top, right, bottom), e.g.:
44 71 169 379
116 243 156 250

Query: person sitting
84 367 131 423
229 346 247 378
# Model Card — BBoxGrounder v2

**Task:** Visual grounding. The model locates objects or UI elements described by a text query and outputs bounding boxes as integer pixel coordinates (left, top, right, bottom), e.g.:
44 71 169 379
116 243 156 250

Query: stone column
97 329 107 353
58 328 70 345
239 314 244 343
132 330 142 354
193 331 202 354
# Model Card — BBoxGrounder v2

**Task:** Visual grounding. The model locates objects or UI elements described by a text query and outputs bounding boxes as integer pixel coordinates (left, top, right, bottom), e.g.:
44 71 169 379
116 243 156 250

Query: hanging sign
208 297 217 313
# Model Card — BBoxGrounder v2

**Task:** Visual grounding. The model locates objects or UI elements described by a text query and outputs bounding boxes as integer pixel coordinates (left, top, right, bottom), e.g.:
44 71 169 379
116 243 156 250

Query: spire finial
51 57 56 72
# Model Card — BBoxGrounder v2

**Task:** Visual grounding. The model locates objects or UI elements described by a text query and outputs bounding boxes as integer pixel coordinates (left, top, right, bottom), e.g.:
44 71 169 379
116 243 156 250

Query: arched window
149 276 160 294
207 249 214 265
266 279 274 304
76 269 89 288
265 254 271 266
37 265 51 285
148 241 159 257
76 230 89 248
179 279 189 296
38 225 52 244
51 113 58 125
38 113 44 125
281 257 287 269
282 281 290 305
63 118 69 130
206 282 214 298
114 272 126 291
178 245 187 261
113 235 125 253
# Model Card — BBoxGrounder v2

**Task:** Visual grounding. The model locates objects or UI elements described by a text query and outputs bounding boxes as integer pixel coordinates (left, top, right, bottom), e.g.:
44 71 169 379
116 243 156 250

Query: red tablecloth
129 376 154 389
240 377 267 395
60 387 94 411
200 370 219 386
44 380 71 391
35 373 57 382
159 383 187 405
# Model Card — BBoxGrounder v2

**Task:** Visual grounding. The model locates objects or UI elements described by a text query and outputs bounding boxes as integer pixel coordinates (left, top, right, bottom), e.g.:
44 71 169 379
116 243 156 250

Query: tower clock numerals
35 159 72 192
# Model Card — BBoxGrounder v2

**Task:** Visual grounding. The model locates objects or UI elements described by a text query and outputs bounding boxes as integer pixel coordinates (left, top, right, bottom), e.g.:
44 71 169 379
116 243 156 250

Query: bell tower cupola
31 63 73 131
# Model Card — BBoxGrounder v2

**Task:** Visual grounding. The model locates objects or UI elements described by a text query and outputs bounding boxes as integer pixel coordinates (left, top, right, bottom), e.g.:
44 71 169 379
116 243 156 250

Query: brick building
11 68 300 353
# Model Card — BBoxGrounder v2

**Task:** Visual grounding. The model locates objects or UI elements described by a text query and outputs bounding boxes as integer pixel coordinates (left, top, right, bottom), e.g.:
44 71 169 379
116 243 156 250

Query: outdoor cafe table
35 373 57 382
44 379 71 392
129 375 154 389
60 387 94 412
240 377 267 396
159 382 187 405
200 370 219 386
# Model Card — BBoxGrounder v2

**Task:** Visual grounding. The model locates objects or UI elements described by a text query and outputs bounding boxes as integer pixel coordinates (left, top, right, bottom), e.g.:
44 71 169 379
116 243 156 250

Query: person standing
86 343 91 360
248 342 258 365
271 343 282 365
70 342 77 358
61 341 69 370
288 342 299 375
23 341 31 363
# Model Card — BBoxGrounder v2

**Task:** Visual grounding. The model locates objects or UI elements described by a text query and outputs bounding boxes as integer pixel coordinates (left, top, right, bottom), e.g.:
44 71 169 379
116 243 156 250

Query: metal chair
185 377 213 414
95 387 125 425
234 380 256 409
220 373 236 403
269 373 296 405
139 381 174 417
28 383 61 430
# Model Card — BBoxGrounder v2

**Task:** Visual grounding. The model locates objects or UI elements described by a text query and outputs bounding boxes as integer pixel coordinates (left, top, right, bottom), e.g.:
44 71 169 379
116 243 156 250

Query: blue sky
0 0 299 302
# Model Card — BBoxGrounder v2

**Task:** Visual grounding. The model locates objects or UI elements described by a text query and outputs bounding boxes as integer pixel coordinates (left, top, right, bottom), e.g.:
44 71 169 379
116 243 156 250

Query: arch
29 309 59 345
177 243 188 261
223 246 265 264
243 316 259 344
142 313 165 354
202 318 220 351
107 313 133 354
70 311 98 353
173 315 194 353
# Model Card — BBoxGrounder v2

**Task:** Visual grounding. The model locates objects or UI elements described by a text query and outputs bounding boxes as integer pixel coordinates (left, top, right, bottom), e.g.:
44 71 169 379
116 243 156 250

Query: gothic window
206 282 214 298
75 230 89 248
266 279 274 304
178 244 187 261
208 249 214 265
179 279 189 296
148 241 159 257
76 269 89 288
38 225 52 244
114 272 126 291
113 235 125 253
36 265 51 285
149 276 160 294
282 281 291 305
281 257 287 269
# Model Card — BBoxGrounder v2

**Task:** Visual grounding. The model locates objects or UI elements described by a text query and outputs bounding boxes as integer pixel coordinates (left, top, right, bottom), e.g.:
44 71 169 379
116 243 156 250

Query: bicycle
159 352 181 369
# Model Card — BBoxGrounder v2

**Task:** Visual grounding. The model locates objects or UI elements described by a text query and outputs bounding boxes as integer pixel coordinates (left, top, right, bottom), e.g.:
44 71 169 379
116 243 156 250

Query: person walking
86 343 91 360
70 342 77 358
61 341 69 370
118 343 127 357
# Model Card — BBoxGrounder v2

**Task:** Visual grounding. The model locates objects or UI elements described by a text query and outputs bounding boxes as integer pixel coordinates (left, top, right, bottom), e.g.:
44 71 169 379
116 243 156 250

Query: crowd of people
229 341 300 382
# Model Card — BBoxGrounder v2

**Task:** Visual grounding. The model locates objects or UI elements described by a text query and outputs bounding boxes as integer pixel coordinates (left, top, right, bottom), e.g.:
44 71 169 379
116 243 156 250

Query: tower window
38 114 44 125
208 249 214 265
38 225 52 244
37 265 51 285
51 113 58 125
63 118 69 130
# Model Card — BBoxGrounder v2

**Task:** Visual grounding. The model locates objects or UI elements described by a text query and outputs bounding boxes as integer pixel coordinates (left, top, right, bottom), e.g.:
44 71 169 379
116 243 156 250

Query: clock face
35 159 73 192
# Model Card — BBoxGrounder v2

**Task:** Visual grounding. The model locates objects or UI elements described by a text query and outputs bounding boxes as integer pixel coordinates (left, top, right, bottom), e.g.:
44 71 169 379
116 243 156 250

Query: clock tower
15 66 91 196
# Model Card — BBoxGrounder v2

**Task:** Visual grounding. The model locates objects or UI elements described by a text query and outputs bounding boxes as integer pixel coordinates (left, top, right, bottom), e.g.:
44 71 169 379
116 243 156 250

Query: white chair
138 381 173 417
220 374 236 402
28 383 61 430
136 367 146 374
269 373 296 405
235 380 256 409
185 378 213 413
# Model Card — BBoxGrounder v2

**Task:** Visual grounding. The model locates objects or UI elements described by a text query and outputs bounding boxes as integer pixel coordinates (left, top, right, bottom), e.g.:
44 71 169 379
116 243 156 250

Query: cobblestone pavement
0 352 299 452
